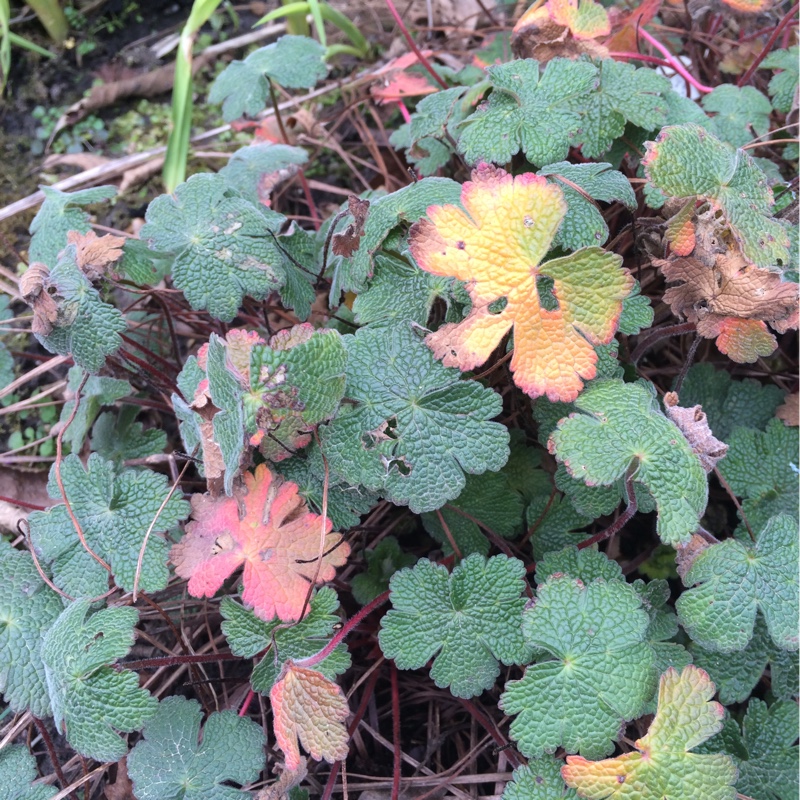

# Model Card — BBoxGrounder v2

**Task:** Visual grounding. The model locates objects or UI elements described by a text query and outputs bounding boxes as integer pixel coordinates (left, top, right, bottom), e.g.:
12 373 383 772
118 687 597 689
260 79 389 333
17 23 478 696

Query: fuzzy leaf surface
643 124 789 269
140 174 287 321
219 143 308 208
700 699 798 800
702 85 772 148
29 185 116 267
42 600 157 762
538 162 636 250
409 165 631 402
220 588 350 693
271 663 349 771
319 322 509 514
676 514 798 652
0 745 56 800
127 696 266 800
171 464 348 622
379 554 531 698
0 542 62 718
503 759 578 800
761 46 799 113
501 576 654 759
549 380 708 545
33 244 126 373
562 665 737 800
29 454 188 598
209 35 326 121
457 59 597 167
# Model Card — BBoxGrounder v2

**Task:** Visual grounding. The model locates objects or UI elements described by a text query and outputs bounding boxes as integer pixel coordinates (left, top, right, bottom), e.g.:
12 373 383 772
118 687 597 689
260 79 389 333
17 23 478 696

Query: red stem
33 717 78 800
738 3 800 87
0 494 47 511
390 663 401 800
294 590 390 669
577 477 637 550
631 322 696 364
383 0 448 90
239 688 256 717
458 698 523 768
637 27 715 93
610 51 675 68
124 652 242 670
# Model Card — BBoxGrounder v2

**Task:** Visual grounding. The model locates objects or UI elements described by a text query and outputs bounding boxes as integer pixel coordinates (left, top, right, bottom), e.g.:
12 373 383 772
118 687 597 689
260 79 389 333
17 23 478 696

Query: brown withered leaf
19 262 58 336
663 392 728 472
332 196 371 258
187 381 227 495
511 4 610 62
67 230 126 280
675 533 712 582
776 393 799 427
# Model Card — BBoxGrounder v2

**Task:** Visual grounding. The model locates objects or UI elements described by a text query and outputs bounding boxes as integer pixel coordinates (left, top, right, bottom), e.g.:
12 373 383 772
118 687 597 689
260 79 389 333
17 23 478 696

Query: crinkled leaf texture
221 588 350 693
501 576 654 759
379 554 531 698
0 745 56 800
699 699 798 800
319 322 509 514
351 537 416 606
549 380 708 545
409 165 632 402
209 35 327 121
562 665 737 800
0 542 62 719
127 695 266 800
701 85 771 149
676 514 798 653
41 600 157 762
171 464 349 622
271 663 350 771
29 454 189 598
29 185 116 267
762 46 799 114
457 59 597 167
140 173 288 322
219 142 308 208
33 244 126 373
503 758 578 800
643 124 789 270
332 178 462 295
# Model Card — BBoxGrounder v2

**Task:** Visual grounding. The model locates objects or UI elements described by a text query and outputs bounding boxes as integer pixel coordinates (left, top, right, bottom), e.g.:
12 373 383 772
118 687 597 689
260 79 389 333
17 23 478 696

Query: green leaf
538 162 636 250
761 46 799 114
319 322 509 514
534 545 623 585
549 380 708 546
277 440 380 529
29 185 116 267
643 124 790 270
573 59 669 159
127 695 265 800
29 453 189 598
221 587 351 694
717 419 799 534
333 178 462 295
701 699 798 800
0 745 56 800
41 600 157 761
676 514 799 653
701 85 772 149
502 759 579 800
34 244 126 373
618 280 654 335
140 173 287 322
219 142 308 207
209 35 327 121
351 537 416 606
678 363 784 441
59 366 131 452
421 471 525 556
0 542 62 718
501 575 654 759
274 226 318 321
378 554 531 698
352 253 455 328
90 407 167 464
457 58 597 167
526 489 593 561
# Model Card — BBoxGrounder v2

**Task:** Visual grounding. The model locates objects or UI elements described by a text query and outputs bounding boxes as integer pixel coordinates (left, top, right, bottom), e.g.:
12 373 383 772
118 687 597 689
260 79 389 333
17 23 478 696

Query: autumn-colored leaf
372 71 438 103
719 0 771 13
562 665 738 799
332 196 371 258
663 393 728 472
699 316 779 363
605 0 662 53
66 230 126 281
548 0 611 39
170 464 349 621
409 164 632 402
271 662 349 771
776 393 799 426
19 262 58 336
665 201 696 257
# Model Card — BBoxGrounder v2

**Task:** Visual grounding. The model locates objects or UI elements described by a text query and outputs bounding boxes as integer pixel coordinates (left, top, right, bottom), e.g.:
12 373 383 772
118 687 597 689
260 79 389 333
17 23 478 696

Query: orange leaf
665 201 696 257
171 464 349 621
409 164 632 402
271 663 350 771
697 316 778 363
372 71 438 104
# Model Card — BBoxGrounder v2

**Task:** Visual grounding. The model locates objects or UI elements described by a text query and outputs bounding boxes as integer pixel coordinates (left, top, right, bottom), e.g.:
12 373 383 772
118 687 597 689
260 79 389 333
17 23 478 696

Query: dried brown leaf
664 393 728 472
332 196 371 258
67 230 126 280
19 262 58 336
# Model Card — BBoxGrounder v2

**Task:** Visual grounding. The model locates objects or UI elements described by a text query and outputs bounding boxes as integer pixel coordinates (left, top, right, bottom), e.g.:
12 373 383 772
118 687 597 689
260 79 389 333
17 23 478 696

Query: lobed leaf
0 745 56 800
